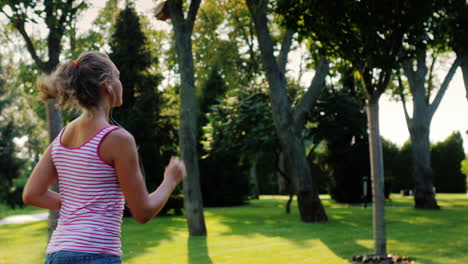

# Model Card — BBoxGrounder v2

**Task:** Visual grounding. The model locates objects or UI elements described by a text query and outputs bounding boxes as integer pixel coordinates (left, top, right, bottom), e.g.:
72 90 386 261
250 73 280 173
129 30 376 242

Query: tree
431 132 466 193
193 0 274 203
193 0 263 89
279 0 432 255
192 0 249 151
0 0 86 239
461 159 468 192
110 4 150 107
386 140 414 193
246 0 329 223
309 85 371 203
395 0 460 208
109 4 181 215
0 54 24 208
0 122 24 208
202 85 278 205
155 0 207 236
398 53 458 208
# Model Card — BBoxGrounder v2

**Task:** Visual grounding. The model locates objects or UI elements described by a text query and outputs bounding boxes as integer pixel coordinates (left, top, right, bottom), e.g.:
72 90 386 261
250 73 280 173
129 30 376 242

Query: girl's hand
164 157 186 185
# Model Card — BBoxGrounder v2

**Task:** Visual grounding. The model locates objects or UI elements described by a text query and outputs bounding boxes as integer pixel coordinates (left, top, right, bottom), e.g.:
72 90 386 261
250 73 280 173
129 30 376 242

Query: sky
7 0 468 153
290 52 468 152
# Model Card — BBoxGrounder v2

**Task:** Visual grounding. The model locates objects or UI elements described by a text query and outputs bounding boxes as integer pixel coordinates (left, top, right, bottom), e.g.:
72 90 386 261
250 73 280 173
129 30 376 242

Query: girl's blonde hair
38 51 117 110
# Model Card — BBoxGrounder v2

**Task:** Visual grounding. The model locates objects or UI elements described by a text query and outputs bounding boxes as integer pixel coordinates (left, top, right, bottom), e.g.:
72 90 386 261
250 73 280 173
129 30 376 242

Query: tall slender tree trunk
175 30 207 237
45 59 62 241
167 0 207 236
46 99 62 240
366 97 386 256
4 0 82 242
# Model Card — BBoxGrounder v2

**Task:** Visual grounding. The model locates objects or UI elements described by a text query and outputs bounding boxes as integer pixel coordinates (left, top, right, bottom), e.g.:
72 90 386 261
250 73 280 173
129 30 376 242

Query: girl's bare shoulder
106 127 135 143
99 127 137 164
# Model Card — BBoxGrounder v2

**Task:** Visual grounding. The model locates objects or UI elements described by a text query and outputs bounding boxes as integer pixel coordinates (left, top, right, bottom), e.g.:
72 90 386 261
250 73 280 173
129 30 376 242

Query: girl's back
48 123 124 256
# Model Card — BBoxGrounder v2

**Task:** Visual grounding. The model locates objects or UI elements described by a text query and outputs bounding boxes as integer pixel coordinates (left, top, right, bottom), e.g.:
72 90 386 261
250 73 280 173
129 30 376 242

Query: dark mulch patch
351 254 415 264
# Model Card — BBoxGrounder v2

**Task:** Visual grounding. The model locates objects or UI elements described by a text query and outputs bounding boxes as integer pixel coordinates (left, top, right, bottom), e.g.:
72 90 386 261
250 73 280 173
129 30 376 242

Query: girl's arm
22 145 61 210
108 129 186 224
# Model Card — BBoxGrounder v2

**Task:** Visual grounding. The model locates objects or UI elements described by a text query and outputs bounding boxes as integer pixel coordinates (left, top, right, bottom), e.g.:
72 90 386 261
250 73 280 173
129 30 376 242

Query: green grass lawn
0 204 47 219
0 194 467 264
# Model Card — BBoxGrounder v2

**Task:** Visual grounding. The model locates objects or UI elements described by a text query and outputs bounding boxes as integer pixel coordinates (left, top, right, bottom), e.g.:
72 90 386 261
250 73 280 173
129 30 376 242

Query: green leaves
279 0 434 96
202 86 278 163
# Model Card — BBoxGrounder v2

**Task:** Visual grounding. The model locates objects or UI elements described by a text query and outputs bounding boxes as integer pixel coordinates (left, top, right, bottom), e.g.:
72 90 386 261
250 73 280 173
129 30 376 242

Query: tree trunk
46 99 62 240
283 135 327 222
6 0 79 243
249 159 259 199
277 173 287 194
170 1 207 236
246 0 327 223
409 124 439 209
276 152 287 194
405 67 439 209
366 98 386 256
401 50 459 209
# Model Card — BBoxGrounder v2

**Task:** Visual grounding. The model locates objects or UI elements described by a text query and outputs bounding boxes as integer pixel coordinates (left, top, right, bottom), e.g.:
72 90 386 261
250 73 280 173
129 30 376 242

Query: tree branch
246 0 280 84
0 9 13 21
402 60 416 93
397 71 412 125
233 13 251 49
426 52 437 104
416 48 428 79
296 49 306 84
277 28 294 74
14 18 46 71
45 0 75 71
293 57 329 129
232 11 257 76
360 67 372 99
376 68 392 96
3 4 46 70
428 57 461 120
167 0 185 28
58 0 75 32
44 0 55 30
186 0 201 32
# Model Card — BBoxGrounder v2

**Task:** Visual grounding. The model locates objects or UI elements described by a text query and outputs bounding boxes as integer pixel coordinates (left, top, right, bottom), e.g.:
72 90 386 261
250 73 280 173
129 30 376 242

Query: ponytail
37 52 117 110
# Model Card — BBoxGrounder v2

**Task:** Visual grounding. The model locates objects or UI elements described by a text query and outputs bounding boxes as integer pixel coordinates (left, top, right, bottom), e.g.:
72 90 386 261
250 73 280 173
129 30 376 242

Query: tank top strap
92 125 121 147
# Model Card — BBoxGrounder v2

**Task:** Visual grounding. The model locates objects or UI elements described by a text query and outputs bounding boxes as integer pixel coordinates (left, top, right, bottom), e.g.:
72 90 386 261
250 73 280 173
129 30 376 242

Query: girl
22 51 186 264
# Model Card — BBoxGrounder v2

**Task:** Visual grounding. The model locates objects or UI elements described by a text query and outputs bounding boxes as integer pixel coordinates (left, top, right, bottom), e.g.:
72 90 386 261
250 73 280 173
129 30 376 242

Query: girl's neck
81 105 111 124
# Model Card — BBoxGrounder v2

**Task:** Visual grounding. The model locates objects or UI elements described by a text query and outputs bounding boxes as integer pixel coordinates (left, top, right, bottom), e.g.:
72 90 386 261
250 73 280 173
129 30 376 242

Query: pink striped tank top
46 125 125 257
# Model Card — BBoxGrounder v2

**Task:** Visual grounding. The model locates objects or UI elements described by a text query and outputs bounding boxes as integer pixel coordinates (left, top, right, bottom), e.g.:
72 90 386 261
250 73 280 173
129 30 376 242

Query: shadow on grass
205 198 467 263
188 236 213 264
121 215 187 262
121 215 213 263
204 198 371 256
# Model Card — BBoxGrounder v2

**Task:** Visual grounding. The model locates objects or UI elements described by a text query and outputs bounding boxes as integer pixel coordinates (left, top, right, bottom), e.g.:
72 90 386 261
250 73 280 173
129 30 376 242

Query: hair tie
72 60 78 67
